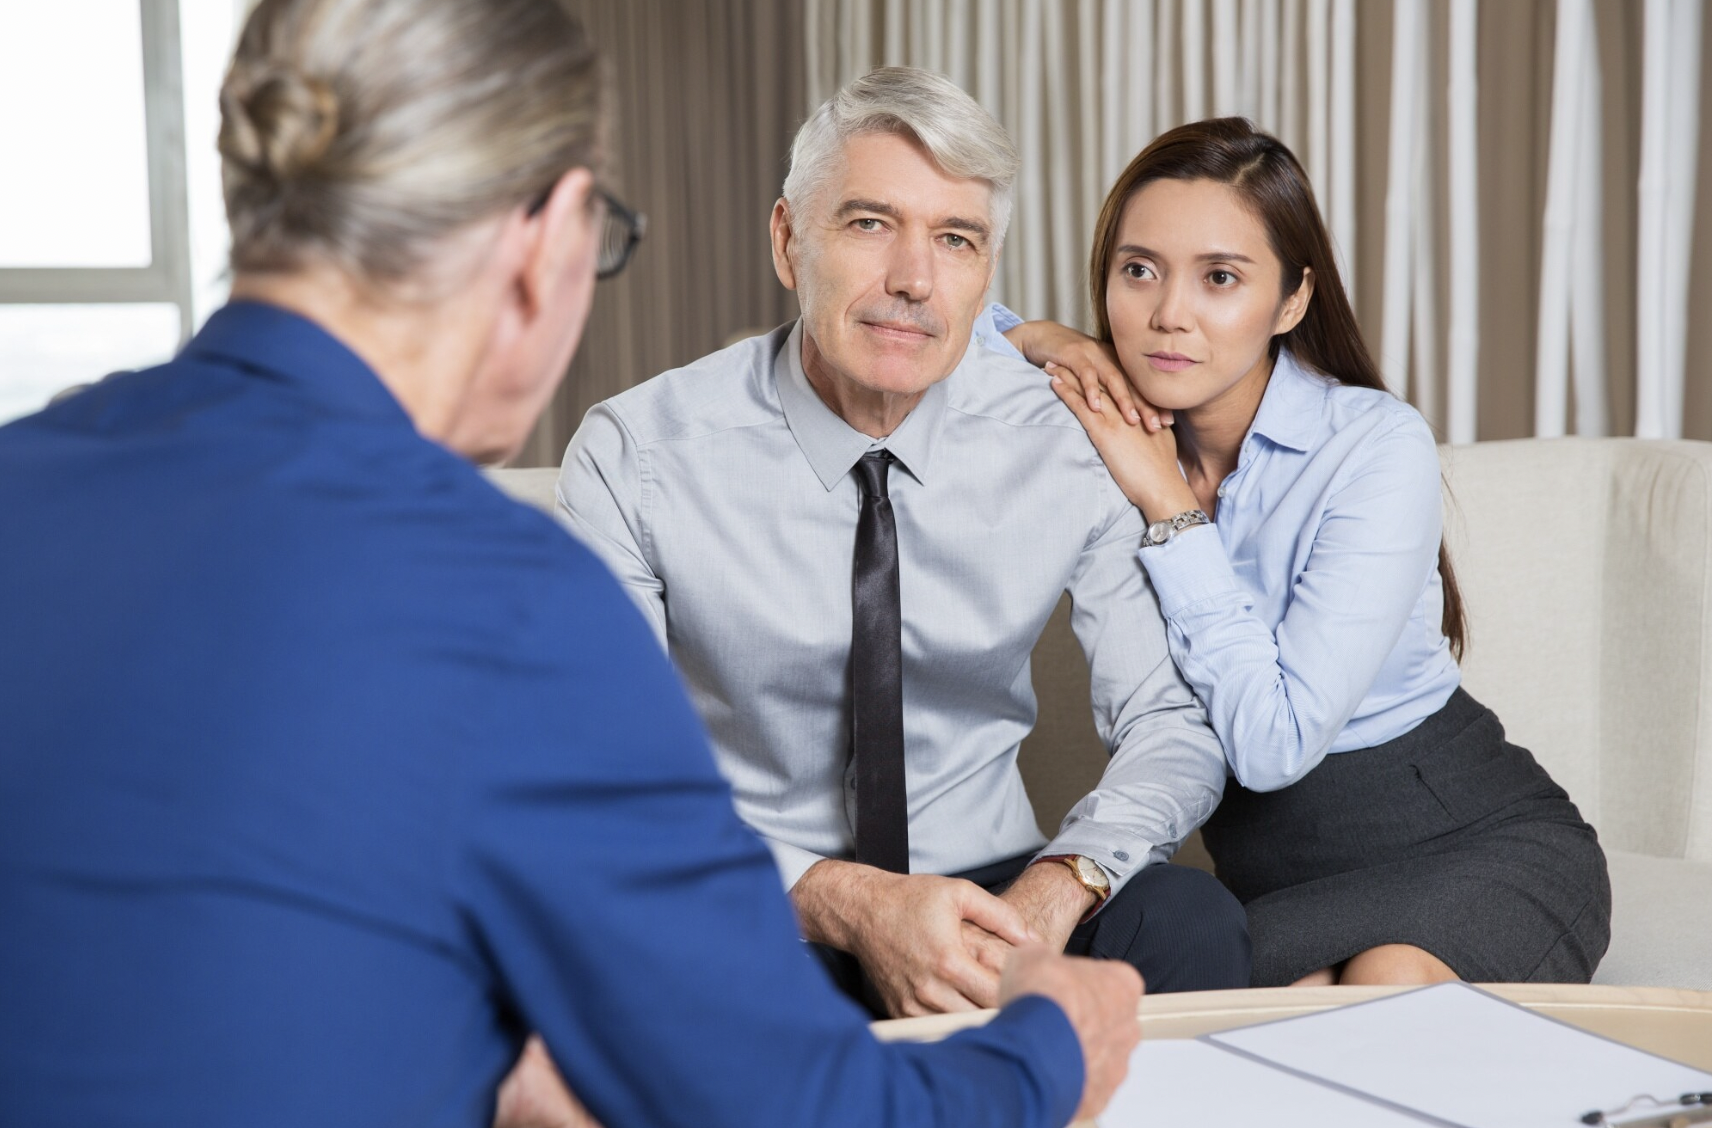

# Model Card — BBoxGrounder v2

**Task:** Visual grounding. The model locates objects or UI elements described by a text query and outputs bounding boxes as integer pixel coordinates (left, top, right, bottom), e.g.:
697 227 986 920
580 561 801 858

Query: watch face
1146 519 1171 544
1074 855 1110 891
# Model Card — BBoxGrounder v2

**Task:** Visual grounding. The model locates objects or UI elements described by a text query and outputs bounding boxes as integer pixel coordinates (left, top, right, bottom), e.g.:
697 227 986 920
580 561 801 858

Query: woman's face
1103 177 1309 414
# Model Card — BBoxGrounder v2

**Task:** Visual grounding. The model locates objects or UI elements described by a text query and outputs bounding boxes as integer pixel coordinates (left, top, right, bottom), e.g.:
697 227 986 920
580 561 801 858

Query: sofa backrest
1441 438 1712 863
490 437 1712 865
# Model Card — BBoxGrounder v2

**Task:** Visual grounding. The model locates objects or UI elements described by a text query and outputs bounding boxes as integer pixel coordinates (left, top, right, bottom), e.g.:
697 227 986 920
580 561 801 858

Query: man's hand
493 1036 603 1128
1000 946 1144 1124
1001 861 1099 954
793 860 1041 1016
1001 319 1172 432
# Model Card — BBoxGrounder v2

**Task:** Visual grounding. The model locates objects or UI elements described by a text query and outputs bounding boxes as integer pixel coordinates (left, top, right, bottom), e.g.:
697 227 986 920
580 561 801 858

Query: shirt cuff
1033 831 1157 908
1135 523 1246 618
763 837 827 893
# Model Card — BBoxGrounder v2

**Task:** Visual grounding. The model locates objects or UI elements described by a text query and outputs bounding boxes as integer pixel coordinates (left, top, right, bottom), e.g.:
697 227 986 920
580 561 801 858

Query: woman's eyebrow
1116 242 1256 264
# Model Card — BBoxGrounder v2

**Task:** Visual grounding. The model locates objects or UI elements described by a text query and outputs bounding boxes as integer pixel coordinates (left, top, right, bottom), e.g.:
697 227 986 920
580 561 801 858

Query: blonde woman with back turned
0 3 1142 1127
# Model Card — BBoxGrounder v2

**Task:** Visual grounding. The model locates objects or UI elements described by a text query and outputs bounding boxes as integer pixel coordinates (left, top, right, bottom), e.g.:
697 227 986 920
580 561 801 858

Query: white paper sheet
1206 982 1712 1128
1096 1038 1436 1126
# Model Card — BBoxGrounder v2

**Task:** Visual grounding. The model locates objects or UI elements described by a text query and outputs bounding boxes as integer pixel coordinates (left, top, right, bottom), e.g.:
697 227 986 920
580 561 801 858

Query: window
0 1 242 425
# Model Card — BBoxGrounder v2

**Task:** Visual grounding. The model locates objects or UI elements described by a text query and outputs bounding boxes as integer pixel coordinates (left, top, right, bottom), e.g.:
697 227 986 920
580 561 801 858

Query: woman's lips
1145 352 1198 373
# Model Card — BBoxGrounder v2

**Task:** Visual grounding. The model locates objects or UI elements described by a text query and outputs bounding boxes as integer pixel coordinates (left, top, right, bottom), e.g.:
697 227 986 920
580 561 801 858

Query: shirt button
1113 850 1130 863
1216 484 1227 499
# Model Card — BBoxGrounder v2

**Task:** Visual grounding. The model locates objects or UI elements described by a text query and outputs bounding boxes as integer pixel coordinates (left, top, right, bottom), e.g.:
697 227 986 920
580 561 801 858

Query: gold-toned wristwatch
1041 854 1111 906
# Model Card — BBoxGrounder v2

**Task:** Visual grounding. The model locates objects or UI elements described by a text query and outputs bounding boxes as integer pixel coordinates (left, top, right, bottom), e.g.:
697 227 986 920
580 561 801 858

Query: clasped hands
791 857 1098 1017
793 858 1143 1122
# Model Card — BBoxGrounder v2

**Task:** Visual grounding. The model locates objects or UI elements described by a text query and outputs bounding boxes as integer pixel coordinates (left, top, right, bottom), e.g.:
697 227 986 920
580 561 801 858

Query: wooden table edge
871 982 1712 1042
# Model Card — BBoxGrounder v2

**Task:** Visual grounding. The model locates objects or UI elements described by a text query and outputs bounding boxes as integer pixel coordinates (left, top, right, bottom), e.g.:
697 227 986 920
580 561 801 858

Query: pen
1581 1091 1712 1127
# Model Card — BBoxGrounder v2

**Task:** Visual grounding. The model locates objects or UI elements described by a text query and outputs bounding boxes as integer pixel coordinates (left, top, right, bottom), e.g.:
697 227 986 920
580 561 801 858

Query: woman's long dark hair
1089 117 1466 658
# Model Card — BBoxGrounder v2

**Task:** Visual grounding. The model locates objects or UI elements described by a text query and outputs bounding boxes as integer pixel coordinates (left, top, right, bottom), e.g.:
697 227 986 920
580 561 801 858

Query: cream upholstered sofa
490 437 1712 989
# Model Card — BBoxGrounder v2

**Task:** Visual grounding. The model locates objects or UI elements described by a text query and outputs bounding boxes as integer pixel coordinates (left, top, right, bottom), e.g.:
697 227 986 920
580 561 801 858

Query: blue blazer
0 301 1079 1128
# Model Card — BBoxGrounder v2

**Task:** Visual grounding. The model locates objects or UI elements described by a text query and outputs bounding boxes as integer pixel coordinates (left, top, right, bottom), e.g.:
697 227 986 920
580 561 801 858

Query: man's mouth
861 320 935 341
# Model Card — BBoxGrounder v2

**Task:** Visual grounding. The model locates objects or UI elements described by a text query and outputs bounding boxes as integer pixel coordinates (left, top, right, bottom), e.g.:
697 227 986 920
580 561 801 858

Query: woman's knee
1339 943 1459 985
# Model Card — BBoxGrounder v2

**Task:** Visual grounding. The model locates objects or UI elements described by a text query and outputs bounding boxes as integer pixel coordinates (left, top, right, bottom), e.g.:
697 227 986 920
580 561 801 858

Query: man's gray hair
783 67 1020 248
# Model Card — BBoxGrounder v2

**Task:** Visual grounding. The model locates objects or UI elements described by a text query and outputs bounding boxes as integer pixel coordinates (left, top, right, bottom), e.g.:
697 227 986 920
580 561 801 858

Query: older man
560 68 1249 1016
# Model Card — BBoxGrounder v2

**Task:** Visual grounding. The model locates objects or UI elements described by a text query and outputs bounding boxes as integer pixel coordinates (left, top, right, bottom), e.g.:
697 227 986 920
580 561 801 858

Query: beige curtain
515 0 807 468
516 0 1712 467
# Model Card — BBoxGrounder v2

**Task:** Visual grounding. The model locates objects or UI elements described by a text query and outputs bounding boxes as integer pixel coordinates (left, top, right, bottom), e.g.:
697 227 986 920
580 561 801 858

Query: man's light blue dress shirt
558 321 1227 896
0 302 1083 1128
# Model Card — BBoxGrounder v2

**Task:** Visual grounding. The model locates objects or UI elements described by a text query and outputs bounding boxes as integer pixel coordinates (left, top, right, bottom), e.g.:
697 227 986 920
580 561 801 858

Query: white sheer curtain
801 0 1708 445
805 0 1361 335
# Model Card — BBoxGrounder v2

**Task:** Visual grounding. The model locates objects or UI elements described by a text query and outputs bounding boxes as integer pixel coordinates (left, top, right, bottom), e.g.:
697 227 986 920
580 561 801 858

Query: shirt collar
1245 349 1328 454
181 300 412 425
773 320 952 491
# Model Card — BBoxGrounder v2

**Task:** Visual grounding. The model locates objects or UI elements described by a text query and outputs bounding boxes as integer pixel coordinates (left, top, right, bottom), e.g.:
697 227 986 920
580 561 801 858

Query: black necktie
850 451 909 873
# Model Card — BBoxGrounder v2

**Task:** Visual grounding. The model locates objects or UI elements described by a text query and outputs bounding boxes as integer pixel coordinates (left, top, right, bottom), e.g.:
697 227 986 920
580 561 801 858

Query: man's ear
1275 266 1315 336
770 198 800 292
519 167 597 319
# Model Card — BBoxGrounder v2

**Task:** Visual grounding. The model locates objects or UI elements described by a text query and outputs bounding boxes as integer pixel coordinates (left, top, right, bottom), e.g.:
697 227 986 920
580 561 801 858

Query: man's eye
854 218 883 232
944 233 969 249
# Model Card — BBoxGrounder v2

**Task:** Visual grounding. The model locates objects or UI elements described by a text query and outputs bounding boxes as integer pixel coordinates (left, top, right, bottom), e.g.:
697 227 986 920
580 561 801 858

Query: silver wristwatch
1142 508 1210 547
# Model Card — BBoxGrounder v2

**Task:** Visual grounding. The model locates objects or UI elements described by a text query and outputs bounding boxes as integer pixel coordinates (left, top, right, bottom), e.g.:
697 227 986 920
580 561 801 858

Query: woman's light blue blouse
1137 349 1461 791
991 308 1462 791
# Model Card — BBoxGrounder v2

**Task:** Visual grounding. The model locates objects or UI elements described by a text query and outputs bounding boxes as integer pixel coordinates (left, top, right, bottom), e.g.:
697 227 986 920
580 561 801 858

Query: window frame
0 0 192 342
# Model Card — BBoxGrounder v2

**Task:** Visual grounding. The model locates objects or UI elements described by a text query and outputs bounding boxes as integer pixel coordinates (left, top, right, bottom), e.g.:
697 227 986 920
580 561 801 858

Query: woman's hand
1052 373 1198 523
1002 320 1173 431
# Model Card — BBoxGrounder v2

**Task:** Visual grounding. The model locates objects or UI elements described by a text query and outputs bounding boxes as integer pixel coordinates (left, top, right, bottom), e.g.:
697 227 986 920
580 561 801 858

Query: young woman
1003 118 1610 988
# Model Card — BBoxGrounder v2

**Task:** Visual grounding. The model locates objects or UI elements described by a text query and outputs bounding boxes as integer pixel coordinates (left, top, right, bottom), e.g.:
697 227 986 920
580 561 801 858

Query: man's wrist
791 858 886 950
1011 861 1099 940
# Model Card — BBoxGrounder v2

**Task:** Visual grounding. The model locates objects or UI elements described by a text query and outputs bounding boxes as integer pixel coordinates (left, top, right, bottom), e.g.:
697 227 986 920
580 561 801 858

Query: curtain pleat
1446 0 1480 444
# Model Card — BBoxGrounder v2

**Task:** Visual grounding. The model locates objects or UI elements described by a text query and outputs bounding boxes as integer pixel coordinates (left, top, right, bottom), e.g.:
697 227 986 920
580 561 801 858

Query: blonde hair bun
217 0 603 282
218 64 340 183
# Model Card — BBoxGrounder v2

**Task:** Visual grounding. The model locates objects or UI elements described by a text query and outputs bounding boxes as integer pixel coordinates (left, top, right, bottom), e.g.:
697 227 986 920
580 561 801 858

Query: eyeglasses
526 183 647 281
592 188 646 280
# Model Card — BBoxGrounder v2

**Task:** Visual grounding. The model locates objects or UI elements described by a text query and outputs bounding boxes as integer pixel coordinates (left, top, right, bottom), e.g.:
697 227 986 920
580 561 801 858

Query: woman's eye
1209 269 1237 286
1123 262 1153 280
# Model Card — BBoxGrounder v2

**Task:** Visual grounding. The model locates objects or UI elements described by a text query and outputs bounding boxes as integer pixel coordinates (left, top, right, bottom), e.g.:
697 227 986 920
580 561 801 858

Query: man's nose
885 232 934 303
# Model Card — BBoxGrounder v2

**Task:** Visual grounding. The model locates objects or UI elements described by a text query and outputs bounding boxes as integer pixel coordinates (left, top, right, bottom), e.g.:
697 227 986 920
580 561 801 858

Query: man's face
772 131 999 400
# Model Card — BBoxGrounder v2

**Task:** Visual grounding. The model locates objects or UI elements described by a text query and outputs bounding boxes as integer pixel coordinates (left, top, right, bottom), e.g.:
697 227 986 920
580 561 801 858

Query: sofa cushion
1591 849 1712 989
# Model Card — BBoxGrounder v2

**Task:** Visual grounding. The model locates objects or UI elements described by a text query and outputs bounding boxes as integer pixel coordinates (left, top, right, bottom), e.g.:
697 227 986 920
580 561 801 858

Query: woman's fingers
1045 357 1165 430
1050 374 1098 428
1046 361 1103 413
1094 363 1142 426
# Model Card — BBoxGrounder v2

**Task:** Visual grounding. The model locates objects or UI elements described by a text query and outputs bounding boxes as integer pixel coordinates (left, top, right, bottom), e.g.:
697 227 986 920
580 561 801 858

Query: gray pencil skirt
1200 688 1611 987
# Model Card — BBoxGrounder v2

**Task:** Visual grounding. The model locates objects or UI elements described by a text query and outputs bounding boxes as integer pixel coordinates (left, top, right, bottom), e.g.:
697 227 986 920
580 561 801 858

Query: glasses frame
525 182 646 281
